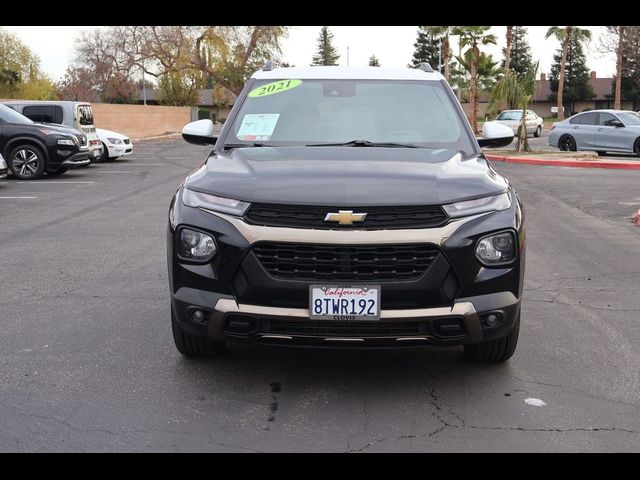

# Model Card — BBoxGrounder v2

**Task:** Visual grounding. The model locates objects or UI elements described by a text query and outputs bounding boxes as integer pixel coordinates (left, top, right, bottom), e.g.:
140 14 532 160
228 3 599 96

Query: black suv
168 65 524 362
0 104 90 179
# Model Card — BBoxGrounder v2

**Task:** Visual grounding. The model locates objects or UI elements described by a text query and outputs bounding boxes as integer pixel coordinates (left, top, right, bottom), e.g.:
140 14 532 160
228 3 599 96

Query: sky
2 26 616 82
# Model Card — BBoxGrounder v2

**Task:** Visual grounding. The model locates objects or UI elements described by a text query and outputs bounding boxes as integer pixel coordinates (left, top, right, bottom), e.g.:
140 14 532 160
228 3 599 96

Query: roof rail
262 61 276 71
416 62 434 73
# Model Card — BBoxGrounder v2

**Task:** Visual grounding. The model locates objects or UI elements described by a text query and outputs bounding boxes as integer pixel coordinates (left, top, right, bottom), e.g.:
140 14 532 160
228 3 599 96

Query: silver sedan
548 109 640 156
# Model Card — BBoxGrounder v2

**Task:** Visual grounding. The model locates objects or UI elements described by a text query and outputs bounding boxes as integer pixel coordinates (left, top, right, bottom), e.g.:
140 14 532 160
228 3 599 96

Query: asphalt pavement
0 139 639 452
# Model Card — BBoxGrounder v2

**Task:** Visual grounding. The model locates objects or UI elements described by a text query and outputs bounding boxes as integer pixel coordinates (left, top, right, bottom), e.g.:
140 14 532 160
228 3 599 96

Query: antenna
416 62 434 73
262 61 275 71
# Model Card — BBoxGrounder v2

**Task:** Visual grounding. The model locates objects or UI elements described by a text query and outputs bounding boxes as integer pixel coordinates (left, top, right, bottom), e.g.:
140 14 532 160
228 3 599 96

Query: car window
617 111 640 125
598 113 618 126
572 112 597 125
77 105 94 126
0 104 33 124
497 111 521 121
227 79 476 153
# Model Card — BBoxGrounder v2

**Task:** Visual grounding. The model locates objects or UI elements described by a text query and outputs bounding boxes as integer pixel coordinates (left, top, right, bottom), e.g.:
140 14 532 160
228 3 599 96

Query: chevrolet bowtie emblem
324 210 368 225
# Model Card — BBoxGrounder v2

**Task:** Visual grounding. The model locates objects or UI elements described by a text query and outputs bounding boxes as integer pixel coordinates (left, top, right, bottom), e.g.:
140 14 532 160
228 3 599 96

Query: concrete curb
485 153 640 170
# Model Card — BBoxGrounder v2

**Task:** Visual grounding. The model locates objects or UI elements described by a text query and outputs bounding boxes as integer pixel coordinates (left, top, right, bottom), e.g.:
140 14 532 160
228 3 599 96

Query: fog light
486 314 499 326
191 310 205 322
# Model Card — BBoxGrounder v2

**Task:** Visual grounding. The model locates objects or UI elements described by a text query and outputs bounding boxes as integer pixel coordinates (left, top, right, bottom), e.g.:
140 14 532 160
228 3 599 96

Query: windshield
225 78 475 152
0 104 33 124
77 105 94 126
617 111 640 125
497 111 522 121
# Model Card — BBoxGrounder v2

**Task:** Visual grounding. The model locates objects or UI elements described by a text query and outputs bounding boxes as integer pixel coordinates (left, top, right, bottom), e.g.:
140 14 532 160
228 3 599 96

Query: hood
32 122 83 137
184 147 508 206
96 128 128 140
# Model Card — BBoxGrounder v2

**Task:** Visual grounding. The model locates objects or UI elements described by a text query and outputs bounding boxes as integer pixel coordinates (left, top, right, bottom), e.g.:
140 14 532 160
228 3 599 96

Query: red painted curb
485 154 640 170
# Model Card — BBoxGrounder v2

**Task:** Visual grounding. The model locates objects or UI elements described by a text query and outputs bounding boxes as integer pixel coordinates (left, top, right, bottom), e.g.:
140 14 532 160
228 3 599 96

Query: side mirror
182 119 217 145
611 120 624 128
477 121 514 148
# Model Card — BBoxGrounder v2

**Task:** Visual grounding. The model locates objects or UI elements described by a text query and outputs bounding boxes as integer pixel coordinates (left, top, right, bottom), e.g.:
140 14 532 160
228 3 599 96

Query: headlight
475 231 516 266
0 156 6 169
443 192 511 218
57 138 75 146
107 137 123 144
182 188 250 216
177 228 217 261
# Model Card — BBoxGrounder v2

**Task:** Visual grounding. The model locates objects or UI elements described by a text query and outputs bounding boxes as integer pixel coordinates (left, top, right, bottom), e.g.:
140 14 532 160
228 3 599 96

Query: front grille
253 243 440 281
245 203 448 229
123 139 131 144
269 320 422 337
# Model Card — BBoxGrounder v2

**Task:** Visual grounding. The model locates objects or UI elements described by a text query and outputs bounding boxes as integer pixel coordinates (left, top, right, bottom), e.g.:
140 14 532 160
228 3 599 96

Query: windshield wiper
221 142 267 150
306 139 418 148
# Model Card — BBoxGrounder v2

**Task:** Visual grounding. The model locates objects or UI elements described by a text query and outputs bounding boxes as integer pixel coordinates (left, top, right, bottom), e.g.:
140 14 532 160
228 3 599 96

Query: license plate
309 285 380 321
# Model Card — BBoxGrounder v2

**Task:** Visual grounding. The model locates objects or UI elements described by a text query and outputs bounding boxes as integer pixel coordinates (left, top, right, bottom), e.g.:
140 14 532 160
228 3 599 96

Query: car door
570 112 598 149
597 112 633 152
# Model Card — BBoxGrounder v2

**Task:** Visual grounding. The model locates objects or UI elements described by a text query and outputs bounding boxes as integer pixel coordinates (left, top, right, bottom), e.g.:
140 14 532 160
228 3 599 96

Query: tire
7 144 46 179
95 143 109 163
464 313 520 363
558 135 577 152
634 139 640 158
171 308 227 358
534 125 542 138
48 167 68 176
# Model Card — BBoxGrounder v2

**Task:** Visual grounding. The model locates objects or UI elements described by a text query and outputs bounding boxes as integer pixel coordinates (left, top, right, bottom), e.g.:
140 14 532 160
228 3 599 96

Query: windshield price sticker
236 113 280 141
248 79 302 98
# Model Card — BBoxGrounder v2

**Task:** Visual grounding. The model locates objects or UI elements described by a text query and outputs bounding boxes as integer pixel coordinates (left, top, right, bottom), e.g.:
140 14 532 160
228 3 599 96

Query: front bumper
169 186 526 349
106 143 133 158
171 286 519 348
62 151 91 168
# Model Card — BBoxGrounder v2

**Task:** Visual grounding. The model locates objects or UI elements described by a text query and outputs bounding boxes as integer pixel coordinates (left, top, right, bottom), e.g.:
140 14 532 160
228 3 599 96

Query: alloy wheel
12 148 40 177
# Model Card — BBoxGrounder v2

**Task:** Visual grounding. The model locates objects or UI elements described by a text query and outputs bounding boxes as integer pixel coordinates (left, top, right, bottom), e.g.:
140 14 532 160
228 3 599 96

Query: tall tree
421 26 453 79
453 26 497 134
599 26 627 110
548 34 595 116
409 27 440 71
0 28 54 99
504 26 513 72
368 55 380 67
311 27 340 66
545 26 591 120
502 26 533 81
617 26 640 110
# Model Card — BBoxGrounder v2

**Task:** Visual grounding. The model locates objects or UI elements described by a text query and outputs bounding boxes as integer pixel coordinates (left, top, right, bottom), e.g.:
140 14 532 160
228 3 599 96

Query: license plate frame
309 285 381 321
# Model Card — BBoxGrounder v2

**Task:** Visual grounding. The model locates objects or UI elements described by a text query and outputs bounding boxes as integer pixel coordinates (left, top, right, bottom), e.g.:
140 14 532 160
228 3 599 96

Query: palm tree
453 26 497 134
545 26 591 121
504 26 514 72
453 50 501 101
489 62 539 152
424 26 454 80
615 26 625 110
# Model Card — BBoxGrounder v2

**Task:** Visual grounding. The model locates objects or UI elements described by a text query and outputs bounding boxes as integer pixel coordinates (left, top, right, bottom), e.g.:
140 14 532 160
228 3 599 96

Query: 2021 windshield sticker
248 79 302 98
236 113 280 141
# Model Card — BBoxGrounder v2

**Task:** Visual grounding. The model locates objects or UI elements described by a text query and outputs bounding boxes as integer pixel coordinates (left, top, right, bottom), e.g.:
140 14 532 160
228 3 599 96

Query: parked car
168 64 524 363
3 100 103 162
494 109 544 137
96 128 133 161
0 104 90 179
549 109 640 156
0 153 7 179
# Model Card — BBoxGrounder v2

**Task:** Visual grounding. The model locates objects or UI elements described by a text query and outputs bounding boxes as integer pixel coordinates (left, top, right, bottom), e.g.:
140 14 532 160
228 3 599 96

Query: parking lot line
14 181 96 184
0 196 38 199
